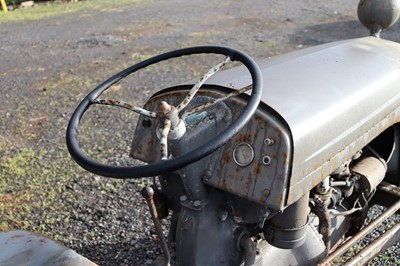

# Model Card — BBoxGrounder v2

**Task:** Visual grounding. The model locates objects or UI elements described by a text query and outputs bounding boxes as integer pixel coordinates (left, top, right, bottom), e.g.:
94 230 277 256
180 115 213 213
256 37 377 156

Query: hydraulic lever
141 185 171 266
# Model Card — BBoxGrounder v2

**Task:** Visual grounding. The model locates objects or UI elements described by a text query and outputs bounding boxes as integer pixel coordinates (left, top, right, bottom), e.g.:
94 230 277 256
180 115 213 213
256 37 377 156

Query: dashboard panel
131 85 292 210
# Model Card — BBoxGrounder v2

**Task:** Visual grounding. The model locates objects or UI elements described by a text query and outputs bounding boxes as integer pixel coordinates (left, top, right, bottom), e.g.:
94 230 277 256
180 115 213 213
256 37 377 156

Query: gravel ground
1 0 400 265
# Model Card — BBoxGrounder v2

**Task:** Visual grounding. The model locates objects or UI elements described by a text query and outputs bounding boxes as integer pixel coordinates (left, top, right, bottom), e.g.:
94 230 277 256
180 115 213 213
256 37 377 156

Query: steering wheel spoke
92 98 157 118
182 84 253 119
159 118 172 160
176 56 232 112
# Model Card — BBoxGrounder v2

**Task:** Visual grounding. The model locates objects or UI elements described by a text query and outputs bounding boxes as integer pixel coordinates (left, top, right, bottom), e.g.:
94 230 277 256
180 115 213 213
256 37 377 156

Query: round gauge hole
262 155 272 166
233 143 254 167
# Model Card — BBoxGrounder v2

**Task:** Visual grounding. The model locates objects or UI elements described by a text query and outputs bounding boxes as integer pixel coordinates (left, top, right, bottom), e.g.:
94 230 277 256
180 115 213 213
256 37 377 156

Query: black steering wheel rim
66 46 263 179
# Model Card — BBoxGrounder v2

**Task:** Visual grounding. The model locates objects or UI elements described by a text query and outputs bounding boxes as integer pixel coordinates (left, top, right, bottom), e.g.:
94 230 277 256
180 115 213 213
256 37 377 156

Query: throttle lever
141 185 171 266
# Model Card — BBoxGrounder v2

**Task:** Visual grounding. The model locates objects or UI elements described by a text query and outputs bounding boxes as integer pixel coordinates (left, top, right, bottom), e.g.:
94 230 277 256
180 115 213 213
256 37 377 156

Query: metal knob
358 0 400 37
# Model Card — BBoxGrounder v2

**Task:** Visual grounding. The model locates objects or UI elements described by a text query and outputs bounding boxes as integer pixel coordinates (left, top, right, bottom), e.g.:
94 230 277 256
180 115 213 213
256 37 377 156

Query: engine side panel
207 37 400 205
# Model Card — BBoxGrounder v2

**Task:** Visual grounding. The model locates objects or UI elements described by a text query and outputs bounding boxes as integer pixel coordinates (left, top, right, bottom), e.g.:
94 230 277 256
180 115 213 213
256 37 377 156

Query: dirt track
1 0 400 265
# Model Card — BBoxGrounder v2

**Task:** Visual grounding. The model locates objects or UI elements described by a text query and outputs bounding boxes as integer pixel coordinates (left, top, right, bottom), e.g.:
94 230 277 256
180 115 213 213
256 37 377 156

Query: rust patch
244 174 251 186
221 175 228 191
222 152 231 164
254 163 261 176
236 133 252 143
147 134 155 147
258 198 267 205
254 115 263 122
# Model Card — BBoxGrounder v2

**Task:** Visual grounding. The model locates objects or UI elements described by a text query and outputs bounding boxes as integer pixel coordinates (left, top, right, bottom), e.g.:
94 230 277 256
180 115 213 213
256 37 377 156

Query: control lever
141 185 171 266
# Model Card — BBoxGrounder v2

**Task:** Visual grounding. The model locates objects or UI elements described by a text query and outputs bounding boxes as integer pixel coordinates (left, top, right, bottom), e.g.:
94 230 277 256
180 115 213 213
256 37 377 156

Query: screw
193 200 201 208
263 189 270 197
203 170 212 181
264 138 274 146
180 195 187 202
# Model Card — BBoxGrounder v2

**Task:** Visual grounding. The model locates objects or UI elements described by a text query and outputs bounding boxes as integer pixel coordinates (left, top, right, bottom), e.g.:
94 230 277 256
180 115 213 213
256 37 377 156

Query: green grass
0 143 79 232
0 0 146 23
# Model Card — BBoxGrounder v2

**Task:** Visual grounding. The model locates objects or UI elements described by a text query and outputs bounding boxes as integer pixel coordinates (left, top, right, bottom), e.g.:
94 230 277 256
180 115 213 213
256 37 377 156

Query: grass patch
0 0 147 23
39 73 94 93
0 143 79 233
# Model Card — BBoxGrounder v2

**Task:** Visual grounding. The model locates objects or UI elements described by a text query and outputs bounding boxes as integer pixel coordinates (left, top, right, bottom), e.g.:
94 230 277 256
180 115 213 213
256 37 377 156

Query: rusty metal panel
130 88 190 164
131 87 292 210
203 97 291 210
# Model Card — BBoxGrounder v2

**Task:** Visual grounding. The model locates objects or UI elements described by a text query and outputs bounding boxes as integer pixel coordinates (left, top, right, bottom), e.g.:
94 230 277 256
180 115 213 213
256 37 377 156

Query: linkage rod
344 222 400 266
318 197 400 265
141 185 171 266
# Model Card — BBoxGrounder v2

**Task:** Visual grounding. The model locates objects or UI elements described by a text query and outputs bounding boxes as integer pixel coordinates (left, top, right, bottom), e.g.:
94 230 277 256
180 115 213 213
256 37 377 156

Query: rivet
264 138 274 146
180 195 187 202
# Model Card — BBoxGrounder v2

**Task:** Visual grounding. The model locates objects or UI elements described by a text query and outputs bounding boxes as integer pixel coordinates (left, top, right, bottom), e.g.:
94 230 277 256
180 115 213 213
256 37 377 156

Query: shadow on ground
291 19 400 47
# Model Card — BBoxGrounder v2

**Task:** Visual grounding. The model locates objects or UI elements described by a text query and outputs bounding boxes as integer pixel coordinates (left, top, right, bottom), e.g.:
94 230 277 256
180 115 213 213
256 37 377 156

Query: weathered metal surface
358 0 400 36
313 191 332 251
182 84 252 119
264 194 309 249
254 225 326 266
318 198 400 265
0 230 97 266
378 180 400 198
207 37 400 206
159 118 171 160
131 89 203 163
92 98 157 117
351 156 387 193
205 95 291 210
131 87 292 210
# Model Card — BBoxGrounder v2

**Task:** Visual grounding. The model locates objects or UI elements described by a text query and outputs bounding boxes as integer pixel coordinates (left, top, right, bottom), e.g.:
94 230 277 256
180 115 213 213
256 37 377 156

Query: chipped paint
92 98 156 117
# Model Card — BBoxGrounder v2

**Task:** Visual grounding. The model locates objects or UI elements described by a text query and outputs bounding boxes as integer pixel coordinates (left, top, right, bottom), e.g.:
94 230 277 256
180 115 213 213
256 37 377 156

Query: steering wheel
66 46 263 179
